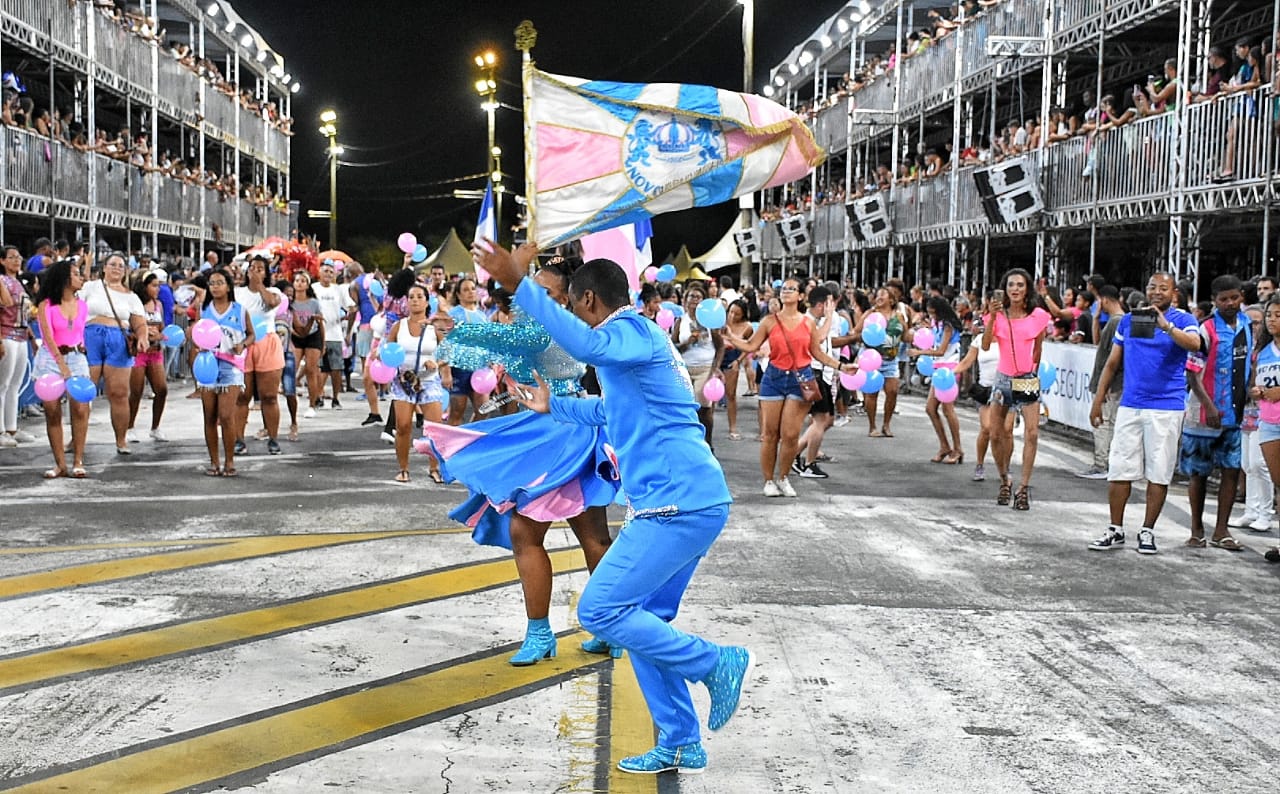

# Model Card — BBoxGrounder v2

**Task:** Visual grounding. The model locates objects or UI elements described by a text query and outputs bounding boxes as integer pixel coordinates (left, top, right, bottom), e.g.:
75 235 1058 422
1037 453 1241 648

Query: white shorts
1107 406 1183 485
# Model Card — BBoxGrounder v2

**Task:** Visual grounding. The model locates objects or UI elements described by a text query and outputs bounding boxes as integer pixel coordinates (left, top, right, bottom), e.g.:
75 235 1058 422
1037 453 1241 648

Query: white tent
692 221 746 273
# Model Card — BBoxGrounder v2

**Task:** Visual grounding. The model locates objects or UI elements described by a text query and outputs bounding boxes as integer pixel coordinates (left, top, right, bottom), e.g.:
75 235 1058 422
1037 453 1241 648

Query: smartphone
993 289 1006 308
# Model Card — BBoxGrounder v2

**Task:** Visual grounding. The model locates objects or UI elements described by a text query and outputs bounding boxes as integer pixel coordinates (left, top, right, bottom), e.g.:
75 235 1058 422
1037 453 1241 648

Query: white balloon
370 314 387 338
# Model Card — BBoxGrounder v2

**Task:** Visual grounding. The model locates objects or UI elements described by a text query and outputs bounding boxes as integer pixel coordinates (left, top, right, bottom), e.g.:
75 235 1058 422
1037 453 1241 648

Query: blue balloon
862 369 885 394
429 295 439 315
412 244 429 263
162 324 185 348
193 350 219 386
369 279 386 299
65 376 97 403
656 264 677 283
916 355 936 377
252 316 271 343
695 298 727 330
1039 361 1057 390
379 342 406 368
861 324 886 348
931 367 956 390
772 279 783 289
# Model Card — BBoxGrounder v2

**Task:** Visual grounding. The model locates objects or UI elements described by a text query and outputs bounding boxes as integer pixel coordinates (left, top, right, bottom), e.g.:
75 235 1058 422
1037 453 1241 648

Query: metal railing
4 129 52 197
157 55 201 113
55 144 90 205
811 100 849 154
1055 0 1103 34
1184 86 1272 190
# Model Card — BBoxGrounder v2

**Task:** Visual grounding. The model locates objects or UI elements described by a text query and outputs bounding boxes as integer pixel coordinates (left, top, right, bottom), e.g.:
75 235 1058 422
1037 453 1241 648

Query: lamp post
738 0 756 287
474 50 503 241
318 109 341 249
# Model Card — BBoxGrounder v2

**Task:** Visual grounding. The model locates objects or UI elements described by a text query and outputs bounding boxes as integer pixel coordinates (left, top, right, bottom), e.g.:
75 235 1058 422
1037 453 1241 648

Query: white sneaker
126 428 140 444
762 480 782 497
1248 516 1275 532
777 477 797 497
303 407 317 419
0 434 17 448
12 430 37 443
1228 512 1259 529
149 428 169 442
832 415 850 428
380 430 395 444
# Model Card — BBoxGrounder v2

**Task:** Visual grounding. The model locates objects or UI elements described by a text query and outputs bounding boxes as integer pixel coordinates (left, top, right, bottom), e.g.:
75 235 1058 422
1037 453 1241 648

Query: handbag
397 321 428 396
102 283 140 357
780 318 821 402
1005 311 1039 398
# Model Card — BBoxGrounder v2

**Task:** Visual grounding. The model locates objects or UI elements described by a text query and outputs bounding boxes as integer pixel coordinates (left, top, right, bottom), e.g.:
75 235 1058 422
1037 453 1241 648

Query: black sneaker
331 399 343 410
799 461 829 479
791 455 806 475
234 439 248 456
361 413 383 426
1136 529 1158 555
266 439 281 455
1088 527 1125 551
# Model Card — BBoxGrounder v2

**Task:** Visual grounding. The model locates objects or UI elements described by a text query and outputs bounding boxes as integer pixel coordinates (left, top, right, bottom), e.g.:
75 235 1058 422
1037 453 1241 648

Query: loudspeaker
777 215 809 253
844 203 866 242
974 156 1042 225
851 195 892 238
733 227 761 258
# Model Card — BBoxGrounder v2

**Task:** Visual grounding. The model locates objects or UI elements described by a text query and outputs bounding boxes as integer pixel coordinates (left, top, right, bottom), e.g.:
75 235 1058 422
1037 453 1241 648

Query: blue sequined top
437 303 585 396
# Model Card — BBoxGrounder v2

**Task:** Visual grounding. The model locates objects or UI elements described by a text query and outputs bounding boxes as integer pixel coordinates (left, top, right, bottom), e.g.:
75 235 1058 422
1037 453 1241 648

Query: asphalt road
0 383 1277 793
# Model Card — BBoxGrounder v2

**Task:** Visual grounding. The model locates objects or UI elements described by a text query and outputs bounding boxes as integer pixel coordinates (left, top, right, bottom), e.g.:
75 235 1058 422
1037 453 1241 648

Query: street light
738 0 757 286
473 49 502 240
318 110 339 249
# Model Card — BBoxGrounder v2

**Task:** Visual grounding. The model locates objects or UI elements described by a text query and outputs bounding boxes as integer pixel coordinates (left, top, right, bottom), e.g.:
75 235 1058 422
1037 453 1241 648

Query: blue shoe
580 636 624 659
509 619 557 666
617 742 707 775
703 646 755 731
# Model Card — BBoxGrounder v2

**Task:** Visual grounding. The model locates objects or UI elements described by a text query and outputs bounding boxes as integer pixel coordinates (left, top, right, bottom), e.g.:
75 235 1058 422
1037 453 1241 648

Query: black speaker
778 216 809 253
733 227 761 258
844 203 866 242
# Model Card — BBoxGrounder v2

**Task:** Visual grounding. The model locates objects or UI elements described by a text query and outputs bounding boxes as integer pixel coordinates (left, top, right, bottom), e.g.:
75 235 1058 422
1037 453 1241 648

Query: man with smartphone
1088 273 1200 554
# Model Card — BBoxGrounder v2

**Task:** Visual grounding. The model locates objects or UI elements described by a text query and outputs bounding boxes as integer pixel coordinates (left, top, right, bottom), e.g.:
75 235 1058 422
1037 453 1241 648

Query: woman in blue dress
425 258 620 665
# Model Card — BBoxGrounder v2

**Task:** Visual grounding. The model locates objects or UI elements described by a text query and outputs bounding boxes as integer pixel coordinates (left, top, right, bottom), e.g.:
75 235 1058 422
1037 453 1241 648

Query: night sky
236 0 845 261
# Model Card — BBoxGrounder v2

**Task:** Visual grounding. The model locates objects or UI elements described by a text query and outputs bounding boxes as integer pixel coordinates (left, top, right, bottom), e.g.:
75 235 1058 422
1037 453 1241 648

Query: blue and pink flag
472 180 497 282
525 67 824 248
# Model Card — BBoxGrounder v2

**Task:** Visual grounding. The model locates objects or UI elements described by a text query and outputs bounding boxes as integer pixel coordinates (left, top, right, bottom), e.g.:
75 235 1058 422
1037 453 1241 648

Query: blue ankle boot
509 618 557 666
580 635 624 659
617 742 707 775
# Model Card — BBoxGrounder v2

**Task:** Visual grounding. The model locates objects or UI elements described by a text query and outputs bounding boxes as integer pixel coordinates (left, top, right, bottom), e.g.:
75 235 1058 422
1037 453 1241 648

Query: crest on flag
524 67 824 248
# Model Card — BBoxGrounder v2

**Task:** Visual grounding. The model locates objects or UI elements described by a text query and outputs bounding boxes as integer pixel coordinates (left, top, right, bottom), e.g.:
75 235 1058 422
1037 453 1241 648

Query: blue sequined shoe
580 636 624 659
703 646 755 730
509 619 557 666
617 742 707 775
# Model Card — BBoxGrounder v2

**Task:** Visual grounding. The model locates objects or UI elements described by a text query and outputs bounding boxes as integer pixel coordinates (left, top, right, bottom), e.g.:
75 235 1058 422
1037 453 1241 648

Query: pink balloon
34 373 66 402
863 312 886 329
656 309 675 330
369 359 397 384
841 370 867 391
936 384 960 403
913 328 936 350
857 348 883 371
397 232 417 254
191 319 222 351
643 266 659 283
470 367 498 394
702 377 725 402
275 295 290 317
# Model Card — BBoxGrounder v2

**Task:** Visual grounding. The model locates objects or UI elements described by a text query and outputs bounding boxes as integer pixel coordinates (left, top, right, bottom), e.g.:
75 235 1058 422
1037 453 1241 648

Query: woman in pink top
32 259 91 479
980 268 1052 511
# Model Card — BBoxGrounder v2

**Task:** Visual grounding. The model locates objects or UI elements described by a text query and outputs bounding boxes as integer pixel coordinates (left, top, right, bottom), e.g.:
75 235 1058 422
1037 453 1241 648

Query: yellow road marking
0 549 587 693
608 654 659 793
0 527 471 556
0 529 468 599
4 633 606 794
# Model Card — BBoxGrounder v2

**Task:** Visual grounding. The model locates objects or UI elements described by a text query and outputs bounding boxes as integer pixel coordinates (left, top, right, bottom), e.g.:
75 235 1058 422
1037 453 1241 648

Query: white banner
1040 342 1099 432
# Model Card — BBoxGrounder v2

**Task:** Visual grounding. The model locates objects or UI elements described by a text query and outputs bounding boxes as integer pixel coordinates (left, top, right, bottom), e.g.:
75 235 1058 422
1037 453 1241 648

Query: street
0 388 1277 793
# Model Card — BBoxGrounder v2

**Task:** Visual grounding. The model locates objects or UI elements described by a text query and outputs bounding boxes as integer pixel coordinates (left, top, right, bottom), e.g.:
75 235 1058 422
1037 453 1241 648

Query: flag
525 67 824 248
473 181 497 282
580 219 654 293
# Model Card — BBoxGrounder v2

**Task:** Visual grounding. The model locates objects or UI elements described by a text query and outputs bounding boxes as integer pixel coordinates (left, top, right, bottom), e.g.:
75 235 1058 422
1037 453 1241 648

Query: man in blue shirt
23 237 52 274
1088 273 1201 554
477 239 753 776
1180 274 1250 551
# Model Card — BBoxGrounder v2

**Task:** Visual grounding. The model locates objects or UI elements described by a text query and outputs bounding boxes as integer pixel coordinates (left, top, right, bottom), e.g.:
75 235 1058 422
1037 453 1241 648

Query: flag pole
515 20 538 253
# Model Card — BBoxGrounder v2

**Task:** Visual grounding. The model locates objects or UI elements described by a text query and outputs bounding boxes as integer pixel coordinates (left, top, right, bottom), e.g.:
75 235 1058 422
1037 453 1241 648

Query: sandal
204 466 222 477
428 469 444 484
71 465 87 479
1209 535 1243 551
868 429 884 438
997 477 1012 506
881 427 895 438
931 450 951 463
42 468 68 480
288 425 299 442
1184 536 1206 548
728 432 743 441
1012 486 1030 511
1265 547 1280 563
943 450 965 465
222 467 238 478
395 470 410 484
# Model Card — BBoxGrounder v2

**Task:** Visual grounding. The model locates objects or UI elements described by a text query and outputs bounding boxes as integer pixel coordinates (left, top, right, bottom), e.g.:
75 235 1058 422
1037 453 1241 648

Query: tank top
1256 341 1280 425
677 317 716 368
395 316 438 373
1 275 30 341
202 301 247 354
934 321 961 364
976 341 1001 388
44 300 88 348
767 315 813 371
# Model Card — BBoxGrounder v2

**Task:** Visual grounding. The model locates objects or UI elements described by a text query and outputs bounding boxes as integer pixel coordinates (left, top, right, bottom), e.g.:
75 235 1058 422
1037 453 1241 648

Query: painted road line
2 634 608 794
605 654 659 793
0 528 469 556
0 548 587 694
0 529 468 600
0 483 413 506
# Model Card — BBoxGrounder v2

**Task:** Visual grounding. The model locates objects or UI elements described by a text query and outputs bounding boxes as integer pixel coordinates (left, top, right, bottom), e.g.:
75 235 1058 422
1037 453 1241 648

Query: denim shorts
281 350 297 397
84 323 134 368
200 358 244 391
1258 421 1280 445
1179 429 1243 476
449 367 474 397
990 371 1040 407
878 357 899 380
356 326 373 358
32 347 89 381
758 363 809 402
